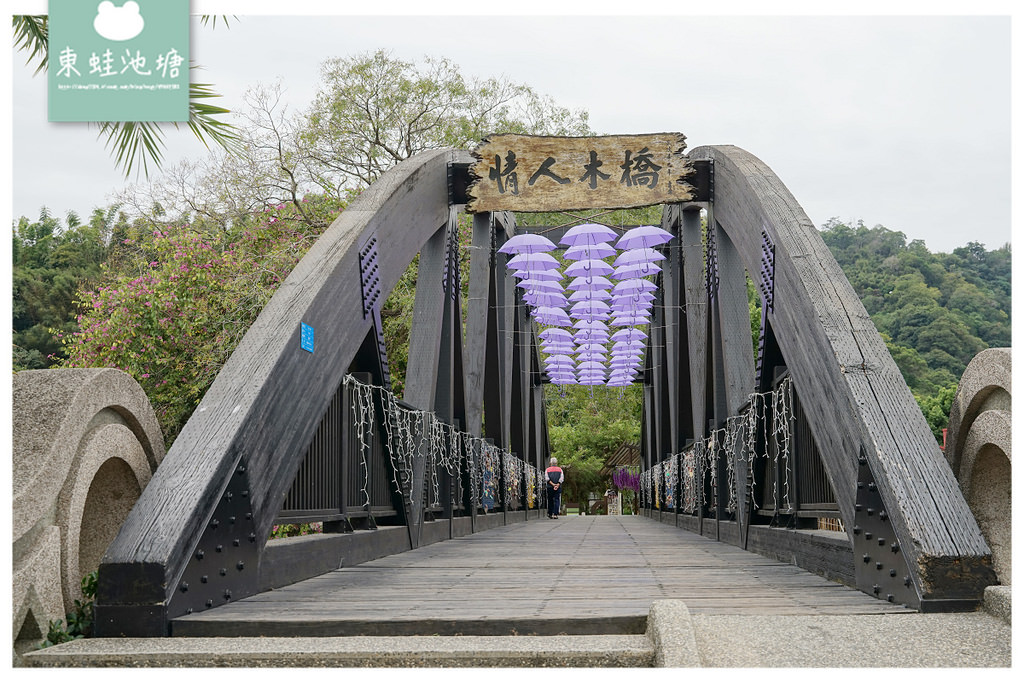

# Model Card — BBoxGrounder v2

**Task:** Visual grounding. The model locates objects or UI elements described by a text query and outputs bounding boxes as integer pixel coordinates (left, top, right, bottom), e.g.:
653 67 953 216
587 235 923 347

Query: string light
640 375 795 518
342 374 534 517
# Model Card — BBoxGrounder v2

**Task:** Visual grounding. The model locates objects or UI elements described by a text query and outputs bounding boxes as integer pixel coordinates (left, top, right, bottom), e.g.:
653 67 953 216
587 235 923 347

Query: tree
545 384 643 512
12 208 114 370
820 219 1010 443
60 195 349 443
302 50 592 187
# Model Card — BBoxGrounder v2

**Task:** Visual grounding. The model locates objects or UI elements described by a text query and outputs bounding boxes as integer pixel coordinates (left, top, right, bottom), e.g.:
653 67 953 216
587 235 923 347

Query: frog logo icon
93 1 145 41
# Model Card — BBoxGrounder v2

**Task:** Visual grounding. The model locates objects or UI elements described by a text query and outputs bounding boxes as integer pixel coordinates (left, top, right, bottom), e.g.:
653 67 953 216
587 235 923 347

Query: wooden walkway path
173 515 910 637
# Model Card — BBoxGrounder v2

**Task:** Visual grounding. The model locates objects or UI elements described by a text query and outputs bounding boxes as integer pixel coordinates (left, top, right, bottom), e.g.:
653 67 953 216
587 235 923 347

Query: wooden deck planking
173 516 910 636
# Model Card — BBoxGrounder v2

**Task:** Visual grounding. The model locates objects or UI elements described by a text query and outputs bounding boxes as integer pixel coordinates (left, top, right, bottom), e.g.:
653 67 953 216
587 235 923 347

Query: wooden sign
467 133 694 213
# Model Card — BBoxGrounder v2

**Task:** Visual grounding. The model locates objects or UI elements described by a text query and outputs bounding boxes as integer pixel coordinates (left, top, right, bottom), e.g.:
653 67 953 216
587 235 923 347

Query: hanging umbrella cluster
499 222 673 387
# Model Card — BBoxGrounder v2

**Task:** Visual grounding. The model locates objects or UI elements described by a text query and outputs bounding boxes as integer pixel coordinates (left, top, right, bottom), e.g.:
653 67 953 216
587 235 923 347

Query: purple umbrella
545 354 576 364
539 327 573 341
517 279 564 293
574 330 610 343
578 377 607 385
569 289 611 302
573 320 609 331
615 225 673 250
534 307 571 325
570 300 611 314
525 292 568 307
577 360 607 370
564 259 615 278
563 242 617 260
572 312 610 323
611 328 648 342
610 299 652 312
508 252 559 270
610 291 656 305
613 263 662 279
614 248 666 267
576 353 607 363
543 346 577 356
560 223 619 247
613 340 645 351
568 275 613 291
612 316 651 327
576 343 608 353
612 278 658 294
498 233 557 254
514 268 562 281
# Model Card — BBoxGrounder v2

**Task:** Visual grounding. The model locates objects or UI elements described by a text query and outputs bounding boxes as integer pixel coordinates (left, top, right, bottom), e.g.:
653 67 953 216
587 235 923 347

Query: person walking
545 457 564 519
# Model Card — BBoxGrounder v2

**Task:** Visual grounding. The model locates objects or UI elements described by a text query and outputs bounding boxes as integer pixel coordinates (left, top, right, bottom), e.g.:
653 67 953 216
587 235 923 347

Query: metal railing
277 374 542 530
640 374 837 527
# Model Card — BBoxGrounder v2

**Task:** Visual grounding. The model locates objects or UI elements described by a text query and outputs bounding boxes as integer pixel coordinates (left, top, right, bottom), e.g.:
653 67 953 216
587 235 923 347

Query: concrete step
20 597 1012 668
20 634 655 668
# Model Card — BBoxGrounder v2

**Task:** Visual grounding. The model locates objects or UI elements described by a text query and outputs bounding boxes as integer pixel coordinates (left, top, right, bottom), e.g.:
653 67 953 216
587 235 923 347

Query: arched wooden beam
686 144 996 607
96 149 473 636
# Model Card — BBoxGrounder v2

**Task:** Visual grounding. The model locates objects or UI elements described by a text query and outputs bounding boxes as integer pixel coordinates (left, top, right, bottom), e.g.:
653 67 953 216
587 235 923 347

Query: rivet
887 594 894 603
180 582 189 592
876 562 883 570
241 490 249 498
196 550 204 560
867 482 876 492
249 532 257 542
225 491 233 501
855 504 863 512
205 600 213 608
866 508 875 516
853 526 862 535
890 569 897 577
879 510 888 521
865 532 873 540
186 608 193 615
229 516 236 524
904 576 912 587
223 590 232 600
891 543 900 553
878 538 886 546
210 519 219 529
859 456 867 466
219 568 227 576
216 544 223 553
201 575 208 583
237 561 245 571
863 554 871 563
857 482 864 489
873 584 880 594
233 538 241 547
246 512 253 520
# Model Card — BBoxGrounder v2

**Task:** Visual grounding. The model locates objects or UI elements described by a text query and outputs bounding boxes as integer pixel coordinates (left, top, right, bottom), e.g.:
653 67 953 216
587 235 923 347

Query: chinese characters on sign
467 134 693 212
49 0 190 122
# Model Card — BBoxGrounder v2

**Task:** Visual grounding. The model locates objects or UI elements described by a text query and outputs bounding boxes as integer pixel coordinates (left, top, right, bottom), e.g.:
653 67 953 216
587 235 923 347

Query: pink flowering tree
62 194 351 444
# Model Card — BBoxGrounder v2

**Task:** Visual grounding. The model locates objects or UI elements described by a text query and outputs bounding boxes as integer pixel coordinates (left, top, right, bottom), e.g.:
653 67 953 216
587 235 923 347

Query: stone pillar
946 348 1012 585
12 368 164 662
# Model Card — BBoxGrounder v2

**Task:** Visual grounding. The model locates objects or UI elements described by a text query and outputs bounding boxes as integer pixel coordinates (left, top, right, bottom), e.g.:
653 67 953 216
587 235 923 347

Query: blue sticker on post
300 322 314 353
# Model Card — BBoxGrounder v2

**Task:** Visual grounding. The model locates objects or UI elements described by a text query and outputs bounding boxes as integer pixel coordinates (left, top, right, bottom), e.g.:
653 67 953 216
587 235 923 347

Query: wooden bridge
91 141 997 641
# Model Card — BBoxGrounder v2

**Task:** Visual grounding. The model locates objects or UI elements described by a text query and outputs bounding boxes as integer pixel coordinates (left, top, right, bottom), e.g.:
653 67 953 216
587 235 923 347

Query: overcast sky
6 8 1015 254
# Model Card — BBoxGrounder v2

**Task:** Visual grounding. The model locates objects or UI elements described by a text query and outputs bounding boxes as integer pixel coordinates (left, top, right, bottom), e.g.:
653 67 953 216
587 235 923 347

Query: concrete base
983 585 1011 624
